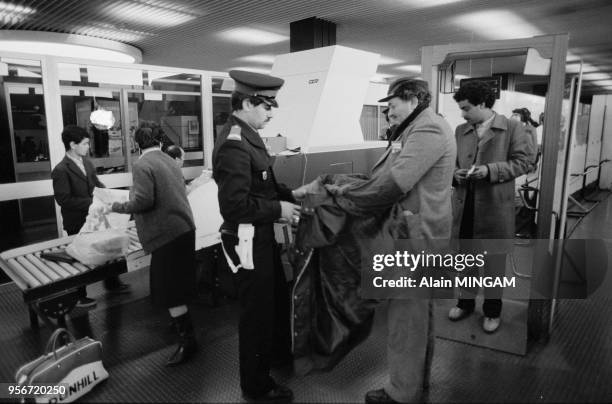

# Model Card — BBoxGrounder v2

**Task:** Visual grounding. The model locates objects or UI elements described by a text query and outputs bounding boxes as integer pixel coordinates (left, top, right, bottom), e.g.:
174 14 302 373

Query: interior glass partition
0 56 57 259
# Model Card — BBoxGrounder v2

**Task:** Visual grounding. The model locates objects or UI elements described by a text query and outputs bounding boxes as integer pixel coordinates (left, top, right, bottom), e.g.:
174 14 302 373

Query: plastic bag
66 188 131 265
66 229 129 266
79 188 130 233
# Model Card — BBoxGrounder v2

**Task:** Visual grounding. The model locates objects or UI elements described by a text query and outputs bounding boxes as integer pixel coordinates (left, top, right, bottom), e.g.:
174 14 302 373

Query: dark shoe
271 353 293 369
105 281 131 294
166 312 198 367
75 297 97 308
448 306 473 322
365 388 398 404
244 385 293 403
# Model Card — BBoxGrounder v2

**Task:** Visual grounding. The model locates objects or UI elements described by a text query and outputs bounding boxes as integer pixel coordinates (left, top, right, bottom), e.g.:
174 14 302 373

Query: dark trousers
226 225 291 397
65 225 123 298
456 253 506 318
456 185 504 318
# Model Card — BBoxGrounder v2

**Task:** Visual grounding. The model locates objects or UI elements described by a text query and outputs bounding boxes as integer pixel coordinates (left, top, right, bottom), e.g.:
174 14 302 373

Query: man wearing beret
213 70 301 402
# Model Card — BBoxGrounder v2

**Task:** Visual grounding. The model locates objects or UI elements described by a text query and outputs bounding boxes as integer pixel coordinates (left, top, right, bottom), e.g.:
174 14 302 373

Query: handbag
15 328 109 403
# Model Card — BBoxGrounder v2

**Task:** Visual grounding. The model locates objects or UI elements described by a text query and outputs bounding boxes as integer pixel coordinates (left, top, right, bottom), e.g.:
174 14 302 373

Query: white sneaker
483 317 501 333
448 306 473 321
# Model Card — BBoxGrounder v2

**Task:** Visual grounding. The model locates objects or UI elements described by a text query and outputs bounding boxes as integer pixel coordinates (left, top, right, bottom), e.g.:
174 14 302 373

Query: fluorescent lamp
105 2 197 27
581 72 611 81
219 28 288 45
235 54 277 64
229 66 272 74
0 31 142 63
74 25 147 42
400 0 463 6
371 73 393 83
0 1 35 24
379 56 403 65
452 10 542 40
589 79 612 87
396 64 421 73
566 62 599 74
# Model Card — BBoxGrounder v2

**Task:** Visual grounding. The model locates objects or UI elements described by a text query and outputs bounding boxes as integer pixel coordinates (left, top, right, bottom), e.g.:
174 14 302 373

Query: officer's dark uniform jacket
212 113 294 396
212 114 294 233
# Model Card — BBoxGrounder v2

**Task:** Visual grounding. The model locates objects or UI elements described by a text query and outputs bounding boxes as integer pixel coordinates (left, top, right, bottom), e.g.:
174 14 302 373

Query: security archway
421 34 571 354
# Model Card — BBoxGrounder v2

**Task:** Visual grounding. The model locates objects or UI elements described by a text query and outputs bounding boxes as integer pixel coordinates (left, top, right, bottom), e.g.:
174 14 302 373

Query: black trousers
223 225 292 397
456 186 504 318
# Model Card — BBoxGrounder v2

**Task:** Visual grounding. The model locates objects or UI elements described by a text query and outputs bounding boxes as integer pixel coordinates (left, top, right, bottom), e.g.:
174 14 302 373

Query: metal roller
8 258 41 288
34 252 71 278
15 256 51 285
26 254 61 281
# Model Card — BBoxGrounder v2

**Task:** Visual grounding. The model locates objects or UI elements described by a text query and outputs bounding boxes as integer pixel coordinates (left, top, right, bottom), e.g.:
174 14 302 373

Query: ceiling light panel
396 64 421 73
0 1 35 25
379 56 403 65
105 1 198 27
0 41 136 63
401 0 463 7
235 54 277 64
452 10 542 40
74 25 149 42
581 72 611 81
229 66 272 74
219 28 289 45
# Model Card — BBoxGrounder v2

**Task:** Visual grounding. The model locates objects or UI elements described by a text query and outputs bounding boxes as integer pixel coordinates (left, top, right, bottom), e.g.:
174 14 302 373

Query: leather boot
166 312 197 367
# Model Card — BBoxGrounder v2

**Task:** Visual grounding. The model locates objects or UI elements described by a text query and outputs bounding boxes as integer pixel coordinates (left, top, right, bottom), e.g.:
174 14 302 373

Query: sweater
112 150 195 253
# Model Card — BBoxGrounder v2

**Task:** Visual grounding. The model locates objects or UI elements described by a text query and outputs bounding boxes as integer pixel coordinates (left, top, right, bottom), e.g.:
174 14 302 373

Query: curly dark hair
453 80 496 108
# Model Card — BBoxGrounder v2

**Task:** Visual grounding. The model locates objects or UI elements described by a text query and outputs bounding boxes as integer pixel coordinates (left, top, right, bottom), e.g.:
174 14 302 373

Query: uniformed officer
213 70 300 403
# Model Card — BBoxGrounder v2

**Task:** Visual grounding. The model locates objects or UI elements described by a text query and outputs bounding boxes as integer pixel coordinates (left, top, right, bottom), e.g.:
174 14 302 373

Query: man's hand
454 168 469 185
467 165 489 180
292 186 308 201
280 201 301 224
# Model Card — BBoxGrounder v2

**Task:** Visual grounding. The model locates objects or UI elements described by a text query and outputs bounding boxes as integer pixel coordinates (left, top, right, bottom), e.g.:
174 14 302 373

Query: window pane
0 58 51 184
128 92 203 167
213 96 231 143
60 91 127 173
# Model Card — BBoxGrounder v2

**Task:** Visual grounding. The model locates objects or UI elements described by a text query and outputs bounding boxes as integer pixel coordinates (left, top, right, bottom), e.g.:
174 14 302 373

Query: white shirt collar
140 146 161 158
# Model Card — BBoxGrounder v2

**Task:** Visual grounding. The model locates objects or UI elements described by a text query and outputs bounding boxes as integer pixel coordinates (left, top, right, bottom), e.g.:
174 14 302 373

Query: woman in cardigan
111 126 197 367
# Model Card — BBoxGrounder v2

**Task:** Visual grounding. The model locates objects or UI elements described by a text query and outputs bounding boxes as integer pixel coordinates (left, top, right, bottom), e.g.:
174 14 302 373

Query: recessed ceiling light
581 72 611 81
235 54 277 64
230 66 272 74
589 79 612 87
396 64 421 73
401 0 463 6
0 31 142 63
0 1 35 24
371 73 393 83
219 28 289 45
379 56 403 65
74 25 150 42
565 62 599 74
105 1 197 27
452 10 542 40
